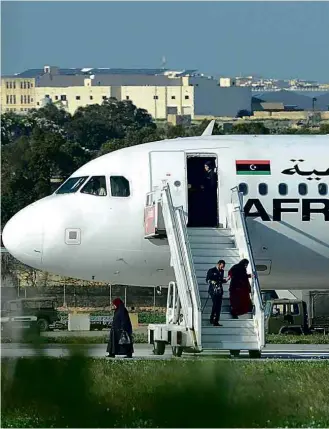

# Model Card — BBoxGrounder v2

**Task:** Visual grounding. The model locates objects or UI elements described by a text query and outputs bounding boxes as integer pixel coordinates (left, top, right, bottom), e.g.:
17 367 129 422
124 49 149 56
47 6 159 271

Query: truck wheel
249 350 261 359
153 341 165 355
37 318 49 332
282 329 298 335
172 346 183 357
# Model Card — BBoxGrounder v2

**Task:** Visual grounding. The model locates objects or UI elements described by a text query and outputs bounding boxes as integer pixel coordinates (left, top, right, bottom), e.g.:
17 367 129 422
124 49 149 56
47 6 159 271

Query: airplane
2 124 329 292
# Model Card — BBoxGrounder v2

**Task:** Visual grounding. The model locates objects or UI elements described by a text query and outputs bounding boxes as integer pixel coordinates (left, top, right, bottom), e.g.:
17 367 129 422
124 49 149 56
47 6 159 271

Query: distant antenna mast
161 55 166 69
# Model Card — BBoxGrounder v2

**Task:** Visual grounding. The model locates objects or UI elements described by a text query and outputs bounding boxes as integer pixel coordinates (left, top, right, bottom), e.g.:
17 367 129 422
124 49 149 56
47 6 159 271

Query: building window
102 96 107 100
298 183 308 196
31 98 33 102
153 95 158 99
55 96 58 100
185 95 190 100
238 183 248 196
37 102 40 106
21 95 24 104
13 82 16 89
318 183 328 196
27 95 30 104
61 95 67 101
45 94 50 98
23 82 26 89
6 95 9 104
259 183 268 196
126 96 130 100
90 96 93 100
6 82 9 89
278 183 288 195
13 95 16 104
20 82 23 89
81 176 107 196
27 82 30 89
171 95 176 100
30 83 33 88
76 95 81 100
110 176 130 197
24 95 27 104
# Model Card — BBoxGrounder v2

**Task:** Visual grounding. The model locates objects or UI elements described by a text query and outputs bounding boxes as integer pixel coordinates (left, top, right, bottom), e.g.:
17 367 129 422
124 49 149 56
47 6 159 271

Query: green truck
265 291 329 335
2 297 61 332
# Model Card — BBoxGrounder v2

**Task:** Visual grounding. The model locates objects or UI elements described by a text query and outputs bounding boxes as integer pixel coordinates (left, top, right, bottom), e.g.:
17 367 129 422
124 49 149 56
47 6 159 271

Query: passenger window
290 304 300 315
298 183 308 196
318 183 328 196
272 304 286 316
278 183 288 196
81 176 107 196
238 183 248 196
258 183 268 196
110 176 130 197
56 177 88 194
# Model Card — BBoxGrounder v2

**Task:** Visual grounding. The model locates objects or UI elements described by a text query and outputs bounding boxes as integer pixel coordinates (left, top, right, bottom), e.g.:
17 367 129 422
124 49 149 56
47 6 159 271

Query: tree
229 122 270 135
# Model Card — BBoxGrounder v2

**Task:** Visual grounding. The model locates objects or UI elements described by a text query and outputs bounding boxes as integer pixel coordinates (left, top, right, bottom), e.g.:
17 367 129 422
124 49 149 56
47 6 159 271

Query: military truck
2 297 61 332
265 291 329 335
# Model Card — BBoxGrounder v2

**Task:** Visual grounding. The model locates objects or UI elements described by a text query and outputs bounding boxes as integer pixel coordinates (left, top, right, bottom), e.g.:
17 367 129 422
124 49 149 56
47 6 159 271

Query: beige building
1 77 37 113
1 66 252 119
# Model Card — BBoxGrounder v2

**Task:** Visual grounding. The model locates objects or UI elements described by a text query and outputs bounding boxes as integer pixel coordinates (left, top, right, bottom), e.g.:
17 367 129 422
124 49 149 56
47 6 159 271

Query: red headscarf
112 298 123 309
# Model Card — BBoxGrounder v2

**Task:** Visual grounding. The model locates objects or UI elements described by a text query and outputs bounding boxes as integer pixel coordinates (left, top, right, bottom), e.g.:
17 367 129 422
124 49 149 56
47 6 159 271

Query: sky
2 1 329 82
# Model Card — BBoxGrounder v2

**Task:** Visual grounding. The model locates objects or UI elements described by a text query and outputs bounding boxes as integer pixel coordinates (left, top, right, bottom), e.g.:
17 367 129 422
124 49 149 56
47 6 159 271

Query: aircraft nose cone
2 204 44 268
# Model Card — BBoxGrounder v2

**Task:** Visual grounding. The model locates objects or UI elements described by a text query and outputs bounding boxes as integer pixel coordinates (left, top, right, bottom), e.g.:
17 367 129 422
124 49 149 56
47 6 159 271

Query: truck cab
2 298 61 332
265 299 308 335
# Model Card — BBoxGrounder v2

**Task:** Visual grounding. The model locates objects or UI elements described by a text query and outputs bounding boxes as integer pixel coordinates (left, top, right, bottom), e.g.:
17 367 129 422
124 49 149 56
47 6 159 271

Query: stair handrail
161 185 195 331
162 185 201 348
229 186 265 348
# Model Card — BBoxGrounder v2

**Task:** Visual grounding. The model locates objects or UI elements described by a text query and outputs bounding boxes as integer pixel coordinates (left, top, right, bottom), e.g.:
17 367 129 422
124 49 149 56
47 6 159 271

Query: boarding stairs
145 185 264 358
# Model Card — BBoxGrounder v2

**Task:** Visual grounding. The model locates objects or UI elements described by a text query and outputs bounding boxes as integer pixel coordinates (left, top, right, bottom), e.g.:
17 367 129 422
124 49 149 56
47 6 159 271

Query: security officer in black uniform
202 161 218 227
206 260 227 326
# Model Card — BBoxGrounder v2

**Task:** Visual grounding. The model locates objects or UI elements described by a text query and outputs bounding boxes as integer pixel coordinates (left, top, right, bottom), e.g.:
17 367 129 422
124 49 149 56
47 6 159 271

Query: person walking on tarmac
206 260 227 326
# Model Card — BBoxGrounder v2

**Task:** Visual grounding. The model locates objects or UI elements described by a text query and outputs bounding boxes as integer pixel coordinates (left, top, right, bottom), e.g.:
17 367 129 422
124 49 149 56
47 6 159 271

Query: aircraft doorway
186 155 218 228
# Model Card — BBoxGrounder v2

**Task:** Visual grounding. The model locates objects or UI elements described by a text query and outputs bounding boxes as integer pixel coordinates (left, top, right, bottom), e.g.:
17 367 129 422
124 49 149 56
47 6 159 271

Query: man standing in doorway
206 260 227 326
202 161 218 227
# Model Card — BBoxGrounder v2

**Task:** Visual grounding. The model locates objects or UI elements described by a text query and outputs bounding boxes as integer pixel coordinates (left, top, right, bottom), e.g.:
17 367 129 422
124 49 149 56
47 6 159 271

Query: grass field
1 357 329 428
2 332 329 345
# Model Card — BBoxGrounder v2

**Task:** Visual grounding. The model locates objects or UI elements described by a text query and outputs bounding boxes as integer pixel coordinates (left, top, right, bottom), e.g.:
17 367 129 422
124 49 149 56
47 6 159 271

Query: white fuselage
3 135 329 290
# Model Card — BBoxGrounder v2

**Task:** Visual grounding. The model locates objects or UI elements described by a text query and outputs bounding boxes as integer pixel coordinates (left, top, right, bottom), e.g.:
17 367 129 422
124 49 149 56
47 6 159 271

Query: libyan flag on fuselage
236 160 271 175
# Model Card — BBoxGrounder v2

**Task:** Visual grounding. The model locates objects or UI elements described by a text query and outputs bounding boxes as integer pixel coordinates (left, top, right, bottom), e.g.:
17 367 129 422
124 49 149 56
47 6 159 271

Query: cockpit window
56 176 88 194
81 176 107 196
110 176 130 197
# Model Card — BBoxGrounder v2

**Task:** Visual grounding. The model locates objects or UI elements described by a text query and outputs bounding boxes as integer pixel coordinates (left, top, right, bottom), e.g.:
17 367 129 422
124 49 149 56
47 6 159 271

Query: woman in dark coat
106 298 134 358
228 259 253 319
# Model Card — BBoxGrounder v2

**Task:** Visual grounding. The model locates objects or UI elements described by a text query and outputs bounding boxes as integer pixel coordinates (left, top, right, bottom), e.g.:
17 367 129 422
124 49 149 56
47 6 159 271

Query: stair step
188 236 235 245
201 326 256 335
202 319 254 328
202 333 257 343
191 248 240 257
187 228 232 237
202 311 253 320
202 342 259 350
199 290 230 298
193 256 240 264
190 243 236 251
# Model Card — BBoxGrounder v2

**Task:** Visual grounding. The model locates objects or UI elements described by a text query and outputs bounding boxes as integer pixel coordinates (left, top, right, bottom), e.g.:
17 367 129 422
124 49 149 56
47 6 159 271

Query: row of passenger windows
56 176 130 197
238 182 328 197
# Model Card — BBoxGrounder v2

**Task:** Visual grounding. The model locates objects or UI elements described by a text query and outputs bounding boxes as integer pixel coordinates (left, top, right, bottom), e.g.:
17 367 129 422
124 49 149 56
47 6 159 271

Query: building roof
6 67 198 79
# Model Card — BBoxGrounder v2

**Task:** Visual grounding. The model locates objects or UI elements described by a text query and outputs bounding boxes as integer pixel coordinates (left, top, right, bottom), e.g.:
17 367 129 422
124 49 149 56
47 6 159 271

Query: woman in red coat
228 259 253 319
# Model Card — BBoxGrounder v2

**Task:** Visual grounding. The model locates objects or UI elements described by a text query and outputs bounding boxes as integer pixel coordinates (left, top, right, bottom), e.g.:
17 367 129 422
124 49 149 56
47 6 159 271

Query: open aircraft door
149 150 187 211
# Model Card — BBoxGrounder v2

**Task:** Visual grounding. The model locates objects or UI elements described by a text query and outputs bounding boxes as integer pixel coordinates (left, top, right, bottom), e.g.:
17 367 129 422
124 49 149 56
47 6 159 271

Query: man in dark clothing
202 161 218 227
206 260 227 326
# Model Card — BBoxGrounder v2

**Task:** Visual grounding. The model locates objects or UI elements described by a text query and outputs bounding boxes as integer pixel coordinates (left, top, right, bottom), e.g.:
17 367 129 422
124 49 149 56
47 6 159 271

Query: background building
1 66 252 119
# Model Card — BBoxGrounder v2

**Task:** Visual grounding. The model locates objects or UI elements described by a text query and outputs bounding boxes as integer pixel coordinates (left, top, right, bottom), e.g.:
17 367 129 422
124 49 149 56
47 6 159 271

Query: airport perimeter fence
1 284 168 311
